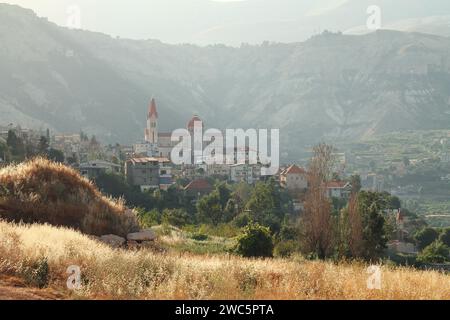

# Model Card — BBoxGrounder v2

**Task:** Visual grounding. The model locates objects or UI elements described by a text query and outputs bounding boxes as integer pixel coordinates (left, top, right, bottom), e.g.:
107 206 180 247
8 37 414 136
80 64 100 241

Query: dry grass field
1 220 449 300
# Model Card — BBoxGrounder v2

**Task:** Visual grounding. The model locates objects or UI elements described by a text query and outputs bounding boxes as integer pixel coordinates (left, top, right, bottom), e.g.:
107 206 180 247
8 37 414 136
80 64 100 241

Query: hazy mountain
1 3 450 160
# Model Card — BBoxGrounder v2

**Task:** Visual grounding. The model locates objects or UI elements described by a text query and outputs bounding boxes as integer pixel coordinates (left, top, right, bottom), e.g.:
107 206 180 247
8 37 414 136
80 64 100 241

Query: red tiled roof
184 179 212 191
326 181 349 189
285 165 306 175
129 157 170 164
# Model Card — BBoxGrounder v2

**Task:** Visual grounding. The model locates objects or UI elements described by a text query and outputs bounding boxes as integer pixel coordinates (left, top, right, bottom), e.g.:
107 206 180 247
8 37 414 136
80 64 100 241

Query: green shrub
439 228 450 247
161 208 189 227
232 213 251 228
191 233 208 241
414 227 439 251
279 225 299 241
274 240 298 258
22 257 49 288
417 241 450 264
137 208 160 228
235 223 273 258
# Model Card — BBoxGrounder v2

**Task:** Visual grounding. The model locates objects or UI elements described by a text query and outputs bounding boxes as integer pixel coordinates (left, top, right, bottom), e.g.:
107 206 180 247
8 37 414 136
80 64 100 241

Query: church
134 98 202 159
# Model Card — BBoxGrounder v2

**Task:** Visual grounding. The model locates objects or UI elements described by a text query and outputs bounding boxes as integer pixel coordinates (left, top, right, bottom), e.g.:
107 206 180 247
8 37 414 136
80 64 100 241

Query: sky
2 0 450 45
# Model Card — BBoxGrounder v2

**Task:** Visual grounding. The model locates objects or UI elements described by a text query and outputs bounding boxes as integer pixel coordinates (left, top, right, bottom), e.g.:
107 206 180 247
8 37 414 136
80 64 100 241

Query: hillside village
0 99 355 204
1 98 441 263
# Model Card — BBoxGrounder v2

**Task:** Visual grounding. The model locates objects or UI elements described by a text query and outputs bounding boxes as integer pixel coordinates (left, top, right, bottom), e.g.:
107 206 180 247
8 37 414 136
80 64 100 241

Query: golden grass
0 158 138 236
1 220 449 300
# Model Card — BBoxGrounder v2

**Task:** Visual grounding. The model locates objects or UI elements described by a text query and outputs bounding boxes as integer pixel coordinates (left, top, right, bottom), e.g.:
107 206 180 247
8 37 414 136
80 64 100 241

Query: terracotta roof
128 157 170 164
284 165 306 175
148 98 158 118
326 181 350 189
184 179 212 191
187 115 202 130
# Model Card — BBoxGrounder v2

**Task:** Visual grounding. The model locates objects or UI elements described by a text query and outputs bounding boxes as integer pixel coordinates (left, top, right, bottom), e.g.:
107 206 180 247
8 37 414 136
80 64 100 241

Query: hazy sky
2 0 450 45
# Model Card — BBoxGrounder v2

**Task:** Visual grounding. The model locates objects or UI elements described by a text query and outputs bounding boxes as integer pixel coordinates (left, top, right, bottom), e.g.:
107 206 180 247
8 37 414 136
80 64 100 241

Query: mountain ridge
1 4 450 160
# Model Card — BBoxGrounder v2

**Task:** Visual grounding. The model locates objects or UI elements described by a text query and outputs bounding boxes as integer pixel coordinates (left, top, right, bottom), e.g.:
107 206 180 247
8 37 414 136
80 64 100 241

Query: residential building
184 178 213 198
230 163 261 184
158 157 174 190
280 164 308 191
78 160 121 180
326 181 352 199
125 157 160 192
206 164 230 177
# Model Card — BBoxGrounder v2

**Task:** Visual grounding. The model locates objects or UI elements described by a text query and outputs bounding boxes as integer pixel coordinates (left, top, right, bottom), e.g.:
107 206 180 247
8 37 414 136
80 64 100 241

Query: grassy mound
0 158 138 237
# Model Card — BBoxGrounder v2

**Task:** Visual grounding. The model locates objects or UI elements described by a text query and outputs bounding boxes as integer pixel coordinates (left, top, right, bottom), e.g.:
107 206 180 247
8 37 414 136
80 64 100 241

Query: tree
245 180 283 231
37 136 49 155
439 228 450 247
197 193 224 225
346 193 364 258
300 143 336 259
47 148 65 163
235 223 274 258
417 241 450 264
403 156 410 167
6 130 25 159
162 208 190 227
414 227 439 251
350 175 362 193
357 191 388 260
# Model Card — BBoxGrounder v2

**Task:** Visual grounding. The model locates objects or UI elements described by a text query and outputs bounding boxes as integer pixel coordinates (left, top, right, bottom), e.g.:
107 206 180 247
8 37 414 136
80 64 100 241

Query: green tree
47 148 65 163
439 228 450 247
6 130 25 159
197 193 223 225
414 227 439 251
37 136 49 155
196 183 232 225
245 180 283 231
235 223 274 258
350 174 362 193
357 191 388 260
417 241 450 264
136 208 160 228
161 208 190 227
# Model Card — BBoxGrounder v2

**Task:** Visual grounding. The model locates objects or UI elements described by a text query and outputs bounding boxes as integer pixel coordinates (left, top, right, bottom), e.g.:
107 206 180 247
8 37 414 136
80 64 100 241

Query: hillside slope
2 4 450 159
0 158 138 236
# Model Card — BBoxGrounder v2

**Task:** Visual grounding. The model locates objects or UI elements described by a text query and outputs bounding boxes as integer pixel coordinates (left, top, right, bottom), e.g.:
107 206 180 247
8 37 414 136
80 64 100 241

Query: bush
274 240 298 258
279 224 299 241
414 227 439 251
439 228 450 247
235 223 273 258
161 208 190 227
22 257 49 288
137 208 160 228
417 241 450 264
232 213 251 228
191 233 208 241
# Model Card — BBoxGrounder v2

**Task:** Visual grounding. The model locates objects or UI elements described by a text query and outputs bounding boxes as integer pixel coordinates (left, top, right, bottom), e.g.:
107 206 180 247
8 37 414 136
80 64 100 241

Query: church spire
148 98 158 118
145 98 159 144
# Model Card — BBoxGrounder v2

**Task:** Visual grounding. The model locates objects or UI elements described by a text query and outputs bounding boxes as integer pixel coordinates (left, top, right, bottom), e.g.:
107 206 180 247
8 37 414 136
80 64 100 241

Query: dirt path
0 275 67 300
